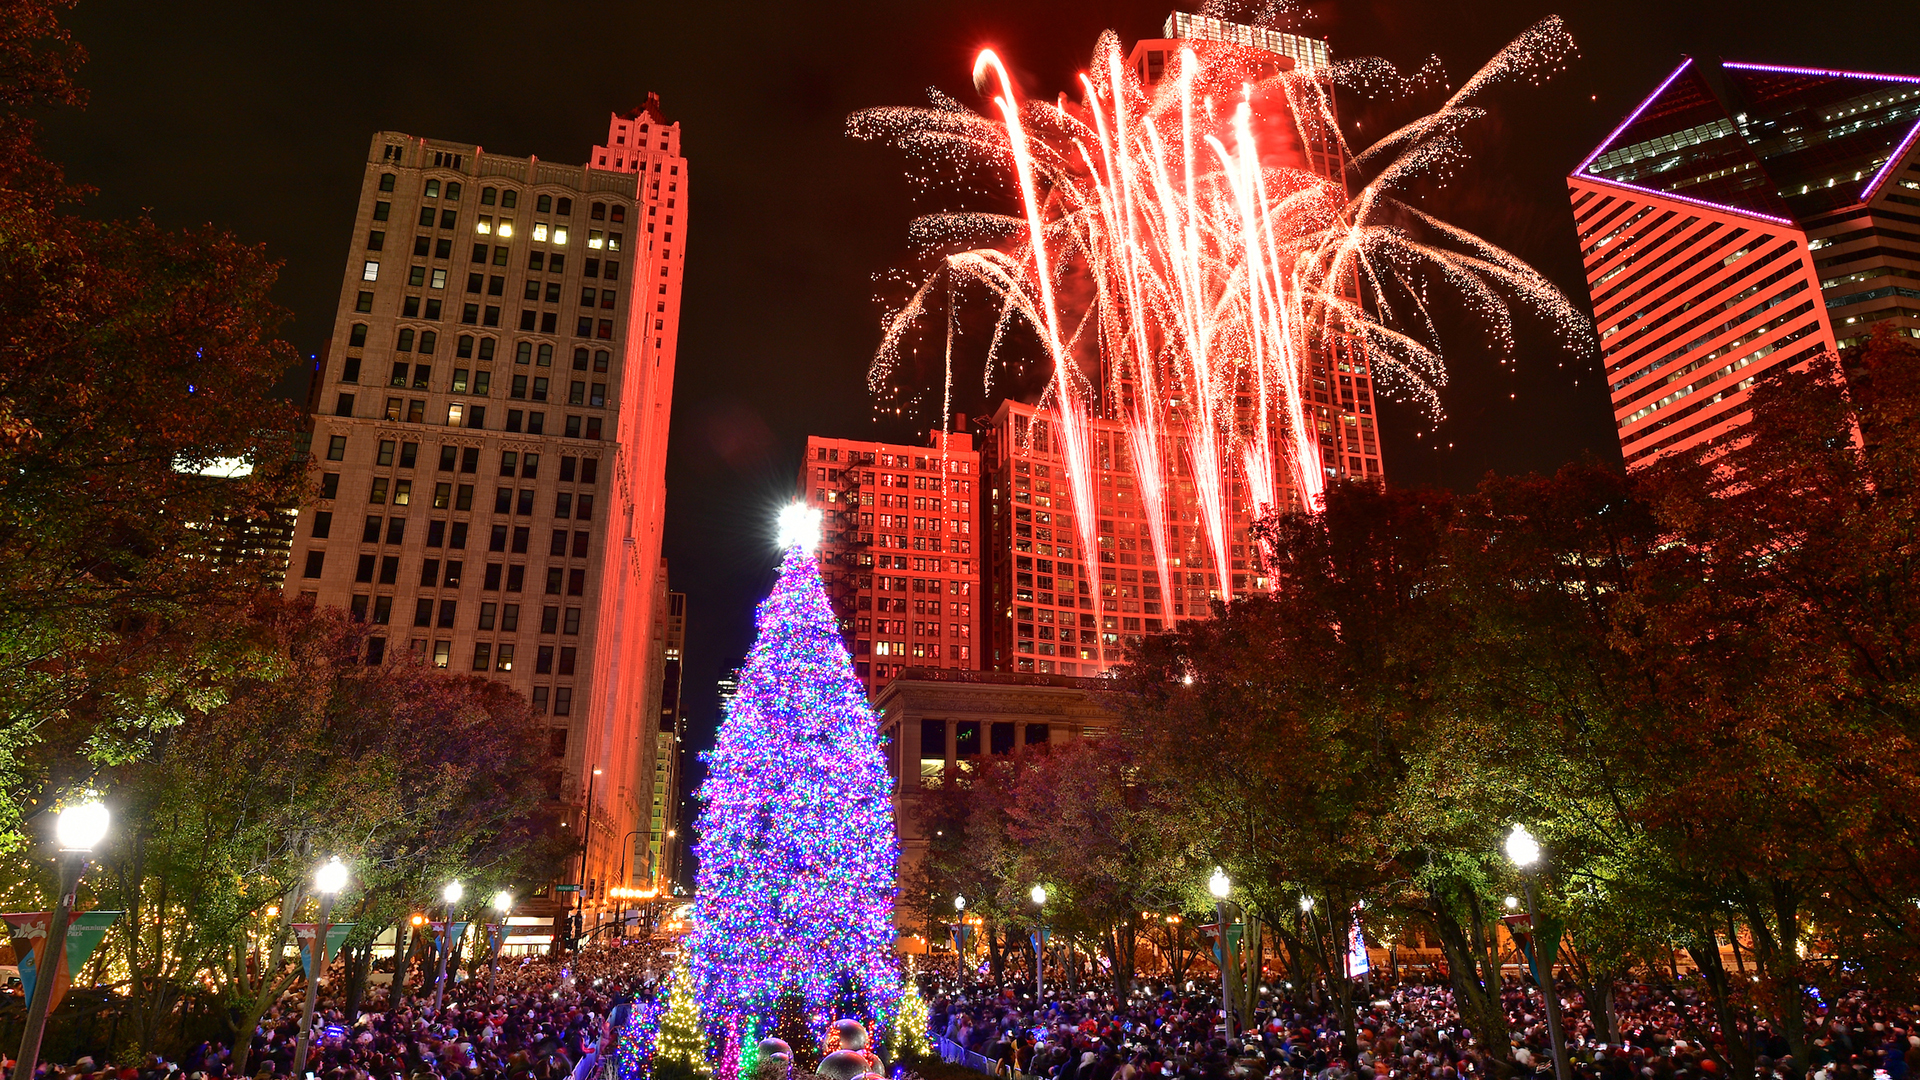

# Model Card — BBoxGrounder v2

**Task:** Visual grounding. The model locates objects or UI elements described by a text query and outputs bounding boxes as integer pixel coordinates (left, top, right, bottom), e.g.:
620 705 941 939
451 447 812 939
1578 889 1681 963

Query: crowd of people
4 943 669 1080
8 946 1918 1080
927 975 1920 1080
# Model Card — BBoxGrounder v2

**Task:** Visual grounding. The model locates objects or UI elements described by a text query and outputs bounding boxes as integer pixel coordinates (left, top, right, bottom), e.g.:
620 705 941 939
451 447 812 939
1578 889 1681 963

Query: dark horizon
35 0 1907 882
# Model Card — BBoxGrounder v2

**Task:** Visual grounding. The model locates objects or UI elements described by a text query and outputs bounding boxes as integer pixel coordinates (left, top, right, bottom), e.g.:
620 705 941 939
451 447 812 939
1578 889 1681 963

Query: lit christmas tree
657 958 711 1080
690 504 902 1037
714 1017 741 1080
887 978 933 1061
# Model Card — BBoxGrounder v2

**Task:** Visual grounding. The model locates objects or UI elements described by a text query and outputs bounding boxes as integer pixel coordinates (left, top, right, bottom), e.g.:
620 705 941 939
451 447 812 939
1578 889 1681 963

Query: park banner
293 922 355 978
3 910 122 1011
1346 906 1371 977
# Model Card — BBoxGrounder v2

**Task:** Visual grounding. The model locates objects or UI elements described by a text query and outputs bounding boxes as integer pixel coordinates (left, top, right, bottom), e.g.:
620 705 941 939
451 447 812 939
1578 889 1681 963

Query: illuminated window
362 261 380 281
554 227 568 245
534 223 549 242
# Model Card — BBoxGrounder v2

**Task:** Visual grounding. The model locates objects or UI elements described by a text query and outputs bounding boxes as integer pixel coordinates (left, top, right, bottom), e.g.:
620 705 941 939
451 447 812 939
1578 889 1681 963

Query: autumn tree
0 0 308 847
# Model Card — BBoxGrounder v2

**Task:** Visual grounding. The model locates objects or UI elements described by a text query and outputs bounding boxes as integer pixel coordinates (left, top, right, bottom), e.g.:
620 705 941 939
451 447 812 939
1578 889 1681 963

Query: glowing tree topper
690 504 901 1033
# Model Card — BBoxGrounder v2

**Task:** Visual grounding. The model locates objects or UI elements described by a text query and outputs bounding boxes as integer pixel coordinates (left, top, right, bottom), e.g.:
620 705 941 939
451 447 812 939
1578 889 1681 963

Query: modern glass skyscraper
1571 59 1920 467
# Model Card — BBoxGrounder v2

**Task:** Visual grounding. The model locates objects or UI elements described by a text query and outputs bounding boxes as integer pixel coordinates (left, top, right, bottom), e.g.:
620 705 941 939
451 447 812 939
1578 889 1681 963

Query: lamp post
1506 824 1570 1080
1298 895 1322 1006
489 891 512 1000
292 857 350 1080
1208 867 1235 1039
575 767 603 948
952 891 967 983
431 879 464 1016
1029 885 1047 1004
15 797 111 1080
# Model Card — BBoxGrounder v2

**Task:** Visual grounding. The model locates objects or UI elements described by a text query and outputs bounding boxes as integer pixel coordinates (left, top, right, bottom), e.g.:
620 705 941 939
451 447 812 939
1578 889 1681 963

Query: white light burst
775 503 823 551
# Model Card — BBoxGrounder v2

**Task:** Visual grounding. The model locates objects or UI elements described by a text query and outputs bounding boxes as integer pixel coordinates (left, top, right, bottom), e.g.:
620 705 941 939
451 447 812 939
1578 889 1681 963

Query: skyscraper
799 430 981 695
1571 59 1920 467
286 99 688 935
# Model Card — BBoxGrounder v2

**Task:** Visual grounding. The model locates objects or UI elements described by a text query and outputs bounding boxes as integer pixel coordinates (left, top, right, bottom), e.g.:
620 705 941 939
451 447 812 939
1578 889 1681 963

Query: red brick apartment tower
799 431 983 697
1570 60 1920 468
287 99 688 943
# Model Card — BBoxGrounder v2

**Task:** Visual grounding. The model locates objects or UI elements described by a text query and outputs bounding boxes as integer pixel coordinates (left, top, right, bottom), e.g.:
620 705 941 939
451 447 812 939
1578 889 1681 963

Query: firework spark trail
852 17 1584 603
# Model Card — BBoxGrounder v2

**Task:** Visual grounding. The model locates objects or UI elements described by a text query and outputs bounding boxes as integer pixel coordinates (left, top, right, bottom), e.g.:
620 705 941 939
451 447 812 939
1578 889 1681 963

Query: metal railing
932 1035 1031 1080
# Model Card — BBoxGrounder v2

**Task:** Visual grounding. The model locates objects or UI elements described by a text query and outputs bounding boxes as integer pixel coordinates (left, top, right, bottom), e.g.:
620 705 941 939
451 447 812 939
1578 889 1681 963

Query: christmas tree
714 1017 741 1080
657 958 711 1080
690 506 901 1034
887 978 933 1062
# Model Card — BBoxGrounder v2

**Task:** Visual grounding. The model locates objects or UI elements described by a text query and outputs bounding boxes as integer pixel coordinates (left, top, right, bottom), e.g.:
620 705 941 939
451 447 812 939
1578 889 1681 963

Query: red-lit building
1570 59 1920 468
799 430 982 695
286 101 689 942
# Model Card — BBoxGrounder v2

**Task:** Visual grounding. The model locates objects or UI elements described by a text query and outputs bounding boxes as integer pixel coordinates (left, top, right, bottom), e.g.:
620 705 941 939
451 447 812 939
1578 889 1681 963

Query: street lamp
1208 868 1235 1039
489 890 513 999
1029 885 1048 1003
1506 824 1569 1080
292 857 350 1079
951 895 969 987
431 879 464 1015
15 796 111 1080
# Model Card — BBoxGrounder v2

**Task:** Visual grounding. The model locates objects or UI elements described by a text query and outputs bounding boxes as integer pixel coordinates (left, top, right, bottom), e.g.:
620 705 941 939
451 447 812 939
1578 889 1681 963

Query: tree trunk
342 936 375 1020
986 919 1006 984
1107 916 1138 1001
1428 895 1514 1077
1688 934 1756 1080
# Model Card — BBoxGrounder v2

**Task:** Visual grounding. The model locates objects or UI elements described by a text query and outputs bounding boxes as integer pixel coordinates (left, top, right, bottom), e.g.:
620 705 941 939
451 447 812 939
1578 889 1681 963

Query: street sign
555 884 582 892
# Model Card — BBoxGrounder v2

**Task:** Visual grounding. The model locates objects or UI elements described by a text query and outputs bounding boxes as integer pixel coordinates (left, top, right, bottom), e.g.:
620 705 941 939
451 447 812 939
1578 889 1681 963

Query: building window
302 551 325 578
363 261 380 281
472 643 491 671
554 687 573 716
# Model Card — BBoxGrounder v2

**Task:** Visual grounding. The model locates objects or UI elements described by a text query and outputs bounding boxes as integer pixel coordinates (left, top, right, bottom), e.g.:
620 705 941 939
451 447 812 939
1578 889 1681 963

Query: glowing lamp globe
1029 884 1047 906
1504 895 1520 911
492 890 514 915
315 856 350 895
1207 867 1231 900
1505 823 1541 869
54 798 110 852
775 503 822 551
1298 895 1315 913
442 879 464 905
954 895 966 912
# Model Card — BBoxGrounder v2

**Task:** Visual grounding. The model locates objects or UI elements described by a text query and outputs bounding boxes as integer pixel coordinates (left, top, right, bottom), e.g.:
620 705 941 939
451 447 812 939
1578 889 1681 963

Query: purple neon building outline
1576 57 1696 174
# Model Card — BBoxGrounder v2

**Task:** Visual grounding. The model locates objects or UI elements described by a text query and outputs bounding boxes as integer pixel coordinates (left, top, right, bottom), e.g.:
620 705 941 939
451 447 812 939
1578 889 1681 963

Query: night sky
37 0 1910 856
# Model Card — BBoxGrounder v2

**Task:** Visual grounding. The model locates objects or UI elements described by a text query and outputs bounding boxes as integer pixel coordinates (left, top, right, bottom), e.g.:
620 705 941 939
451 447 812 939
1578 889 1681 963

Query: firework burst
851 16 1584 603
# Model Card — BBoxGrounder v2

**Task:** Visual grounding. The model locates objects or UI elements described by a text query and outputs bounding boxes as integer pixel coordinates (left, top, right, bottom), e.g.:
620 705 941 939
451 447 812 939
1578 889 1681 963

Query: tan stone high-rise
286 98 687 944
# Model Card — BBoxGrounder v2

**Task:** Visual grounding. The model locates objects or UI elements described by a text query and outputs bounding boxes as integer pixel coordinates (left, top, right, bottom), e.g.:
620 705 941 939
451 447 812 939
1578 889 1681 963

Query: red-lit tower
799 429 982 696
983 12 1376 678
286 99 689 941
1571 59 1920 467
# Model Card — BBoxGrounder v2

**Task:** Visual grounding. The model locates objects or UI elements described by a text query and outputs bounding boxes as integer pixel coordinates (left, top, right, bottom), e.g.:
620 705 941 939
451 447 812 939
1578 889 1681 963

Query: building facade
799 430 982 696
872 668 1119 948
650 590 687 890
286 100 689 938
1570 59 1920 467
